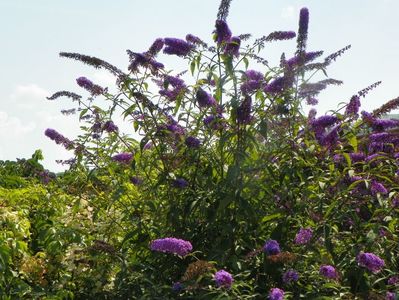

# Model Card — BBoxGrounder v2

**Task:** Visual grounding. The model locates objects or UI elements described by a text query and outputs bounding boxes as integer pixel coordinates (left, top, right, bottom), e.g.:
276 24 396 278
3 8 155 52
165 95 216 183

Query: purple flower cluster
163 38 194 57
371 180 388 195
224 36 241 57
386 292 396 300
172 281 183 292
345 95 361 117
185 136 201 148
214 270 233 288
319 265 338 279
294 228 313 245
112 152 133 164
297 7 309 53
128 50 164 73
357 252 385 273
263 239 281 255
103 120 118 133
44 128 74 149
150 237 193 256
76 77 104 96
172 178 189 189
196 88 217 108
264 77 287 94
268 288 284 300
215 20 232 44
282 270 299 284
286 51 323 68
159 75 186 101
236 96 252 125
388 275 399 285
265 31 296 41
241 70 264 94
130 176 143 186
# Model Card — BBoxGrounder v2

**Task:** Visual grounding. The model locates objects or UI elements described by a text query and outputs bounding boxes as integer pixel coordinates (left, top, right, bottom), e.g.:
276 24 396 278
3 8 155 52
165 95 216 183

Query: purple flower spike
263 239 281 255
173 178 189 189
319 265 338 279
112 152 133 164
266 31 296 41
214 270 233 288
44 128 74 149
236 96 252 125
150 237 193 256
215 20 232 44
103 120 118 133
282 270 299 284
371 180 388 195
264 77 286 94
76 76 104 96
185 136 201 148
147 38 164 56
224 36 241 57
386 292 396 300
297 8 309 52
345 95 361 117
172 282 183 292
388 275 399 285
357 252 385 273
294 228 313 245
268 288 284 300
196 88 217 108
163 38 194 57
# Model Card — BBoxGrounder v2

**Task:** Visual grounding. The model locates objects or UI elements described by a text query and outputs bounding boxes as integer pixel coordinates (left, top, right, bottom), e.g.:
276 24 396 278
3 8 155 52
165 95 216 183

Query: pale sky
1 0 398 171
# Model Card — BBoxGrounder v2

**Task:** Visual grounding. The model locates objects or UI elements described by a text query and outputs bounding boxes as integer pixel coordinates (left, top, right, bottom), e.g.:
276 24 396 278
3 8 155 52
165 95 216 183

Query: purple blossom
345 95 361 117
236 96 252 125
172 178 189 189
204 114 224 130
319 265 338 279
369 132 390 143
349 152 365 163
150 237 193 256
130 176 142 186
357 252 385 273
214 270 233 288
172 282 183 292
265 31 296 41
224 36 241 57
185 136 201 148
112 152 133 164
263 239 281 255
311 115 338 128
361 110 375 124
308 108 317 120
186 34 204 45
76 77 104 96
196 88 217 108
44 128 74 149
371 180 388 195
215 20 232 44
163 38 194 57
264 77 287 94
388 275 399 285
147 38 164 56
241 80 262 94
103 120 118 133
297 8 309 52
386 292 396 300
245 70 264 81
306 97 318 105
268 288 284 300
286 51 323 67
372 119 399 132
282 270 299 284
128 51 164 72
294 228 313 245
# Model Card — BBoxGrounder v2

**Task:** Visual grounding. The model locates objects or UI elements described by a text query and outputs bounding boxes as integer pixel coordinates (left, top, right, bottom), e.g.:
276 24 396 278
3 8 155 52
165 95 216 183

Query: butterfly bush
44 0 399 298
150 238 193 256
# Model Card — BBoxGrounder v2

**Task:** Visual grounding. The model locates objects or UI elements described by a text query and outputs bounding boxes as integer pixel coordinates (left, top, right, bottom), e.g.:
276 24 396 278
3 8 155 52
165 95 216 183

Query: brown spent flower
266 252 297 264
181 260 214 282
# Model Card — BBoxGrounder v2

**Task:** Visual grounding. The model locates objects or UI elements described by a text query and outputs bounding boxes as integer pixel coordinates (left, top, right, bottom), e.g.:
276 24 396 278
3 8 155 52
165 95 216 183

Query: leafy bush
3 0 399 299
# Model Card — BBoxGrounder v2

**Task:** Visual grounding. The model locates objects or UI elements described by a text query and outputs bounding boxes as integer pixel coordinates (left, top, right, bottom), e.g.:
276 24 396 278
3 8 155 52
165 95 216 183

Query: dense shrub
2 0 399 299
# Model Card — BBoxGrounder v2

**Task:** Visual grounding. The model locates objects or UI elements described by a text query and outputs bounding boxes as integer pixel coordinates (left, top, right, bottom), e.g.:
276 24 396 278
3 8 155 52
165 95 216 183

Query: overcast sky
1 0 398 171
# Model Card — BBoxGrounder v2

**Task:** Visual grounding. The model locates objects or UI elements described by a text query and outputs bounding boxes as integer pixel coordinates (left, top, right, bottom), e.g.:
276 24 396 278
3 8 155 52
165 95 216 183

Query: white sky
1 0 399 171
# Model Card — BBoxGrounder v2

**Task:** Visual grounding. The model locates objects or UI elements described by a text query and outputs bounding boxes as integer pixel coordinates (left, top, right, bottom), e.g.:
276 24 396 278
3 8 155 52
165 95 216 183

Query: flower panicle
358 81 382 98
216 0 233 21
59 52 125 77
324 45 351 64
372 96 399 118
296 7 309 55
47 91 82 101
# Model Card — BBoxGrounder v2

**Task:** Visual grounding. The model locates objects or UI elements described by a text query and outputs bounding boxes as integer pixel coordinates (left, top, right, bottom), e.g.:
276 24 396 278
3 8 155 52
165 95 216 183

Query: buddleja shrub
46 0 399 298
